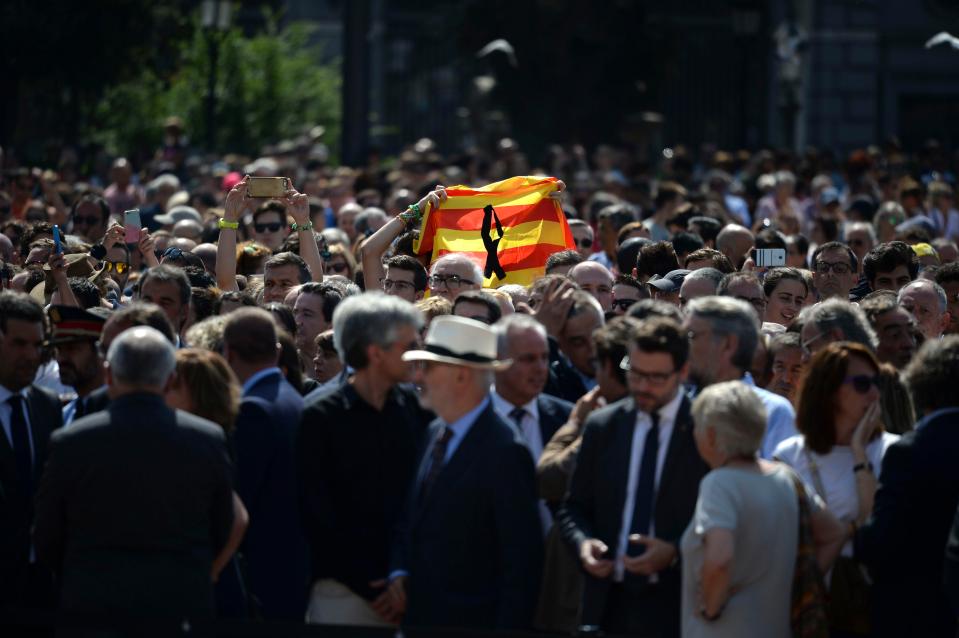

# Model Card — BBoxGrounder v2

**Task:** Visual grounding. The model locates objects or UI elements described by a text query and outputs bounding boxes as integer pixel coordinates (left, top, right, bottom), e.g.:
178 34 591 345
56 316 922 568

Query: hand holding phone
247 177 290 198
52 225 63 255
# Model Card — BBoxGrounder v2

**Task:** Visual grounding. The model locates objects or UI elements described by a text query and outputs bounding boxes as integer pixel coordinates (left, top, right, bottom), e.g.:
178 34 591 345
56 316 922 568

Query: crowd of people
2 135 959 638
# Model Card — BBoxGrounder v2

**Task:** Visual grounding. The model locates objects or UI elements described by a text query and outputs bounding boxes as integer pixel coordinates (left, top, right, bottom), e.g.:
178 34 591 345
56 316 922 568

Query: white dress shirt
491 389 552 534
614 388 685 581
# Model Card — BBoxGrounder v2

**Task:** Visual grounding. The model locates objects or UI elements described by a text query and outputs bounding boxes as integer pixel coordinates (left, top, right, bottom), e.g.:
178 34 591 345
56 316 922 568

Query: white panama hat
402 315 513 371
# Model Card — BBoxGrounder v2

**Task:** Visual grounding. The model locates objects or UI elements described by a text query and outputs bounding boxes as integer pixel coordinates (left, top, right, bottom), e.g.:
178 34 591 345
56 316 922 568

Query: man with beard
49 306 110 425
558 317 708 636
683 296 797 459
0 292 63 612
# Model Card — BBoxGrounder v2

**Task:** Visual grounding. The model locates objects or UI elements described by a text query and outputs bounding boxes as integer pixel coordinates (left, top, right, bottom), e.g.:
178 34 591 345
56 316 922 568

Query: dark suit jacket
32 392 234 619
557 392 708 634
81 386 111 416
536 394 574 450
392 401 544 630
0 383 61 610
857 408 959 638
234 369 310 620
544 337 591 403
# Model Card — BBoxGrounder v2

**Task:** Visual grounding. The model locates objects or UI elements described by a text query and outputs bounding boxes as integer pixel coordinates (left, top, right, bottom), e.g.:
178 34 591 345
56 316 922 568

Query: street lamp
201 0 231 151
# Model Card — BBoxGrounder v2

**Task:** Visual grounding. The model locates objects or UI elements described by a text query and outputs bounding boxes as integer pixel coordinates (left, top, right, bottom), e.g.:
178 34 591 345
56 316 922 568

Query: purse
789 472 830 638
803 450 872 635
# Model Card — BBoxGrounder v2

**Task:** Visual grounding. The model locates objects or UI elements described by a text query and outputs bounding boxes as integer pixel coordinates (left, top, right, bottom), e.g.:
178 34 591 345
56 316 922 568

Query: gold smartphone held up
247 177 290 198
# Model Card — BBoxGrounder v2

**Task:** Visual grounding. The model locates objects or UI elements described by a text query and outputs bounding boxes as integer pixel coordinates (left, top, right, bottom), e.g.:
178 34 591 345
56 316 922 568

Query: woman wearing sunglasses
773 342 899 636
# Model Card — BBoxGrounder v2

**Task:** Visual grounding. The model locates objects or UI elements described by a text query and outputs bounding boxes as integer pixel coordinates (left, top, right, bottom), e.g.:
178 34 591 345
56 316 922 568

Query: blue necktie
628 410 660 557
7 396 33 501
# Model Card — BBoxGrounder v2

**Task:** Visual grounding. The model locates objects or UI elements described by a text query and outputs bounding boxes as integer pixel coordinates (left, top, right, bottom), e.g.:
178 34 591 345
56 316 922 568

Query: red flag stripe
430 199 563 232
435 242 567 272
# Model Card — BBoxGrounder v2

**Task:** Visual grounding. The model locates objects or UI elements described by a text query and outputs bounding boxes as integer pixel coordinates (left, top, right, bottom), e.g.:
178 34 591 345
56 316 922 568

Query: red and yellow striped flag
413 176 574 288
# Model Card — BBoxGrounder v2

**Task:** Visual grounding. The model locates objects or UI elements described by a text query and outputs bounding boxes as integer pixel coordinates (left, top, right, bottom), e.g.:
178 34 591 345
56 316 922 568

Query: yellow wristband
218 218 239 230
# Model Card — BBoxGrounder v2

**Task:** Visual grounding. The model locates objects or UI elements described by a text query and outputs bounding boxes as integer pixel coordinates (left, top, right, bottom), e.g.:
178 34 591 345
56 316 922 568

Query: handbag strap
801 445 828 505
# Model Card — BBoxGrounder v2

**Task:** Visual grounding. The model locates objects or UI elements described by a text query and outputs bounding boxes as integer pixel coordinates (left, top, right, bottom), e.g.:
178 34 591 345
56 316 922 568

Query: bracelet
291 220 314 232
217 218 239 230
852 461 873 474
398 202 423 228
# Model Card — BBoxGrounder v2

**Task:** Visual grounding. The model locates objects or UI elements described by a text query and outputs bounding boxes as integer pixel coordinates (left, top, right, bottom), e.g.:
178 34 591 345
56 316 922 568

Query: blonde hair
172 348 241 433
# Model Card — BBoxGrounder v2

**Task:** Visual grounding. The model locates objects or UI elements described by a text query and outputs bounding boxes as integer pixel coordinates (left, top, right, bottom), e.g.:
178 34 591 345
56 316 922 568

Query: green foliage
85 15 340 159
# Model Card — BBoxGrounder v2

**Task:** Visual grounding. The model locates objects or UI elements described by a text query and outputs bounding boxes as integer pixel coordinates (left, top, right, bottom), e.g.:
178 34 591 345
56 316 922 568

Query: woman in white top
681 381 844 638
774 341 899 636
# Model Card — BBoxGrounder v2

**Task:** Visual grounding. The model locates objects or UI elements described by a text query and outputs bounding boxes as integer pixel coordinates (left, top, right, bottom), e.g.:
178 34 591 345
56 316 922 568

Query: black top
297 382 432 601
33 393 234 619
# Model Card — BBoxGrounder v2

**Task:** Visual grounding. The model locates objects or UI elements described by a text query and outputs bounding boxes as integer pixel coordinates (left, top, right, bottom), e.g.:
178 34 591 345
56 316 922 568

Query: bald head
716 224 754 269
569 261 615 311
898 279 949 341
191 243 217 273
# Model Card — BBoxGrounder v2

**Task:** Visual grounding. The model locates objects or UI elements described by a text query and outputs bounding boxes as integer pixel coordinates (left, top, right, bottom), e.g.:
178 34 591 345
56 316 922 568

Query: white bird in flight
925 32 959 50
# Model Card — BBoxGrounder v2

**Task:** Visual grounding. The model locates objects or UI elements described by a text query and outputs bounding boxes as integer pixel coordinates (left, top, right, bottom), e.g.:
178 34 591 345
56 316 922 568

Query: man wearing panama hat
388 315 544 630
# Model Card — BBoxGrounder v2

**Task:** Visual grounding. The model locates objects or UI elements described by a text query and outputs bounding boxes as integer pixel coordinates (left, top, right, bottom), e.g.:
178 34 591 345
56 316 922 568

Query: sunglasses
844 374 880 394
102 260 129 275
612 298 636 311
577 238 593 248
72 215 101 226
328 262 349 274
254 222 285 233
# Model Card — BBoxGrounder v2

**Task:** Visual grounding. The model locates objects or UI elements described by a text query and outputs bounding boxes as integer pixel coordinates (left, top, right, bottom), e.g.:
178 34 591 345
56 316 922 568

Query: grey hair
431 252 484 283
320 227 351 248
684 267 724 287
107 326 176 389
898 279 948 314
355 207 389 235
184 315 228 353
497 284 529 306
331 292 424 369
494 313 547 358
774 170 796 186
685 296 759 371
796 298 878 351
692 380 768 458
844 221 877 246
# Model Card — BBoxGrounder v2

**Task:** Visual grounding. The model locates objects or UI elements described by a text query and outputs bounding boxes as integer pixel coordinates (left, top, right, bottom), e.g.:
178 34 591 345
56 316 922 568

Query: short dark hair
811 241 857 271
763 267 808 298
21 222 54 257
625 298 683 323
223 307 279 365
66 277 101 309
598 204 637 232
717 271 762 296
70 193 110 225
636 241 680 280
631 317 689 370
264 251 311 284
191 286 221 323
264 302 297 336
298 281 346 323
545 249 584 274
594 316 638 386
685 248 734 273
905 336 959 413
654 181 687 208
453 290 503 323
104 302 176 345
934 261 959 286
0 290 44 333
385 254 428 291
614 273 644 293
671 231 705 257
616 237 652 275
138 264 192 306
688 216 722 244
862 241 919 286
183 265 216 289
755 228 787 251
252 199 288 225
859 290 900 326
769 331 801 356
214 290 257 314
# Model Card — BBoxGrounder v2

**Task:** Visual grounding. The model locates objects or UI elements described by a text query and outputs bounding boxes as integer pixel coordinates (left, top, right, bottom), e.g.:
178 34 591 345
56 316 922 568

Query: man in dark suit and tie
223 307 310 620
491 313 573 531
33 325 238 623
858 336 959 638
0 292 63 613
558 317 709 637
389 315 544 630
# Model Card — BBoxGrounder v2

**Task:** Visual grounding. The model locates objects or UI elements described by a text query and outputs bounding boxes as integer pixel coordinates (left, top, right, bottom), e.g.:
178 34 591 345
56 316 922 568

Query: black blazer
857 408 959 638
0 384 61 609
32 392 234 619
537 394 574 449
234 370 310 620
544 336 590 403
392 401 544 630
557 392 708 628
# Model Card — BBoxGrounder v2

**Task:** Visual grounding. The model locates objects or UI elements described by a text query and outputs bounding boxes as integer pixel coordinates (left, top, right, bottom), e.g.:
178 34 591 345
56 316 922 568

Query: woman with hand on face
762 267 808 327
774 342 898 636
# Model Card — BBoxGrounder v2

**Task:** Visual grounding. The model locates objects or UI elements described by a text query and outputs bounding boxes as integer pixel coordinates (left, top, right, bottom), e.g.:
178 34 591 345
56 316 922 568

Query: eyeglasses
844 374 880 394
328 262 349 274
72 215 101 226
612 298 636 311
102 260 129 275
800 331 826 356
576 238 593 248
620 356 677 385
254 222 285 233
429 274 474 289
815 261 852 275
380 277 416 293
